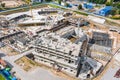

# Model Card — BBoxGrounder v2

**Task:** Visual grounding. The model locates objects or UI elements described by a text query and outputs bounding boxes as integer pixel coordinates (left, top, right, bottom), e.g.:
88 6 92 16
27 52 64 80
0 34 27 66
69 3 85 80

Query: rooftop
35 32 83 56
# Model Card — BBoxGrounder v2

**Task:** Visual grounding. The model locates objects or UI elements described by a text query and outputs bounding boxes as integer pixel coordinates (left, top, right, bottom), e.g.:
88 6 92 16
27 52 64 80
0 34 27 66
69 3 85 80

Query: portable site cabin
99 6 112 16
83 3 93 9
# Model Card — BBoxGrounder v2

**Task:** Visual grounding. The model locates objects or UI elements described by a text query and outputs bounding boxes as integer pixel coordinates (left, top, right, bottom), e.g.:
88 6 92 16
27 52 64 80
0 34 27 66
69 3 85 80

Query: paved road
1 50 66 80
101 49 120 80
101 65 119 80
0 2 120 26
48 2 120 26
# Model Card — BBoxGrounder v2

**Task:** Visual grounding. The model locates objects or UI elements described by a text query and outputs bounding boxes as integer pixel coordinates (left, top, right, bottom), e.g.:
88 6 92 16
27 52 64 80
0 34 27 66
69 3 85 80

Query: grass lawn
49 4 88 16
0 74 6 80
49 4 67 10
73 11 88 16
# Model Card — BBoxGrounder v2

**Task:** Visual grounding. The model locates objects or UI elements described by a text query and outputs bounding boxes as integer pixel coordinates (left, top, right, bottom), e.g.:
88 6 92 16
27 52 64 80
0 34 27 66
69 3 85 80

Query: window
68 60 71 63
75 56 77 58
65 59 68 61
44 61 47 62
70 70 73 72
50 63 53 65
71 61 74 63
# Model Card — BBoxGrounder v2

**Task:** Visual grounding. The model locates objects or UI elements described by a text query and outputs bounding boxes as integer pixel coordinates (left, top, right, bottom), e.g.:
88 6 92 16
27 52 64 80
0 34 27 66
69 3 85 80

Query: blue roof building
99 6 112 16
83 3 93 9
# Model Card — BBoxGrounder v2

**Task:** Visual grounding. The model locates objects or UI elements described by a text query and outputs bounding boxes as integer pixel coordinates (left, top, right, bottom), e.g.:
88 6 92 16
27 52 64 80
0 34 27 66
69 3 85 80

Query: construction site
0 0 25 8
0 4 120 80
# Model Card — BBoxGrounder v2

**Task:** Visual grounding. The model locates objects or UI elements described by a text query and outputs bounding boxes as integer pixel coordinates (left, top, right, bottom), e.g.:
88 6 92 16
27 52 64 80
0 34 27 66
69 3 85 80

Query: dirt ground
15 56 37 72
36 61 79 80
15 56 79 80
112 32 120 47
1 0 25 8
0 46 19 56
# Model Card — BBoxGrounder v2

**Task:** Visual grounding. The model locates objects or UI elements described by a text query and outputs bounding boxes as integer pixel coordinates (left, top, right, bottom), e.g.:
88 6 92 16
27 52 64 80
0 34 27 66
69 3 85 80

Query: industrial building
89 31 114 61
0 31 24 41
32 30 102 79
38 8 60 14
98 6 112 16
6 8 64 27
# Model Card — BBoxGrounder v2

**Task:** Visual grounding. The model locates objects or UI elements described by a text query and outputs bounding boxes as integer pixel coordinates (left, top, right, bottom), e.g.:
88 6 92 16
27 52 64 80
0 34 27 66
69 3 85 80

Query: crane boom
25 0 33 19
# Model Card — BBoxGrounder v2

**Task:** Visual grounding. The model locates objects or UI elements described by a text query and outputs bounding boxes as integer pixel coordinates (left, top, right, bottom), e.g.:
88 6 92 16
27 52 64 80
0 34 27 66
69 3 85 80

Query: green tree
110 8 117 15
98 0 102 4
102 0 107 4
1 3 5 7
25 0 31 4
116 3 120 8
106 2 111 6
88 0 92 2
45 0 52 2
58 0 62 5
119 10 120 14
95 0 99 4
78 4 82 10
64 3 69 7
110 0 114 5
116 9 120 14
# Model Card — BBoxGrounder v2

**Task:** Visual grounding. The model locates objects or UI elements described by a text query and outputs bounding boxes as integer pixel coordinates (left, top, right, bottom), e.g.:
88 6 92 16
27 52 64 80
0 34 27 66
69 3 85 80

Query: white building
33 32 102 79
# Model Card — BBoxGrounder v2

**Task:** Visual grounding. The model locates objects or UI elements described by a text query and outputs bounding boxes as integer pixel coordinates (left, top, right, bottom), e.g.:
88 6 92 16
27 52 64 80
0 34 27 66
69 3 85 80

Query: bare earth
1 0 25 8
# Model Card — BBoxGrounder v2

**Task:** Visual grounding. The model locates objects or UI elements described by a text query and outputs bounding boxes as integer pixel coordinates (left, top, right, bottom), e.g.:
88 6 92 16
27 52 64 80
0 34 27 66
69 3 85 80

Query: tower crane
25 0 33 19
